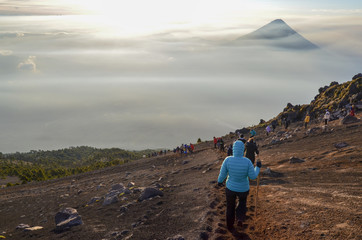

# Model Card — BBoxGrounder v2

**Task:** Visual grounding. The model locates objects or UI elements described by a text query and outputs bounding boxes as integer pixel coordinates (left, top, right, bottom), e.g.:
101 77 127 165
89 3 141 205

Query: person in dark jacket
244 137 259 165
218 140 261 231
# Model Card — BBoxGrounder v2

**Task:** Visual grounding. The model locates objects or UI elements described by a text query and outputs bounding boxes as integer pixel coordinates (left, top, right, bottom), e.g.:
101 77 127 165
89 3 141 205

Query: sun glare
67 0 263 36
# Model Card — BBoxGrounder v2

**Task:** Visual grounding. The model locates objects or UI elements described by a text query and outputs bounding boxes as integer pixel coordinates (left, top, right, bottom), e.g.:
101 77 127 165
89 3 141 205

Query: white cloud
0 50 12 56
17 56 37 72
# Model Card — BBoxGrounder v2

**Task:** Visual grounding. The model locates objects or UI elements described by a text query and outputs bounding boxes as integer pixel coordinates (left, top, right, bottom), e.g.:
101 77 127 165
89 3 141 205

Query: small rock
263 167 271 175
111 183 125 191
334 142 348 149
341 115 360 124
103 195 118 206
182 160 189 165
55 207 83 232
167 235 185 240
127 182 135 188
290 157 305 164
138 187 163 202
88 197 102 204
16 224 30 229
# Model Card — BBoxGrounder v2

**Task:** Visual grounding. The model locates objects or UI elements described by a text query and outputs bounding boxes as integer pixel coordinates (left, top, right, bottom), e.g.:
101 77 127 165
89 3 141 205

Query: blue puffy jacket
218 140 260 192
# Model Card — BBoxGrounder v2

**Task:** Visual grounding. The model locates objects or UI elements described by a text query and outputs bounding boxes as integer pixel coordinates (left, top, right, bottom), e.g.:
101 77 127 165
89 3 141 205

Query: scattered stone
341 115 360 124
263 167 271 175
16 224 30 229
24 226 43 232
111 183 125 191
182 160 189 165
306 127 320 135
290 157 305 164
96 184 105 190
335 142 349 149
138 187 164 202
127 182 135 188
88 197 102 205
55 207 83 232
167 235 185 240
123 188 132 195
103 195 118 206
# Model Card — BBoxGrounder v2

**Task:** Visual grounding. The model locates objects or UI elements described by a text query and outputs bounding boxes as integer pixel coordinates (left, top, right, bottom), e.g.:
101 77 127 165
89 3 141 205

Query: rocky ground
0 113 361 240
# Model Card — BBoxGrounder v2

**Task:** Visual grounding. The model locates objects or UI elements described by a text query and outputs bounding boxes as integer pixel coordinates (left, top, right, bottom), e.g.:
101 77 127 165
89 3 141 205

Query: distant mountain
233 19 319 50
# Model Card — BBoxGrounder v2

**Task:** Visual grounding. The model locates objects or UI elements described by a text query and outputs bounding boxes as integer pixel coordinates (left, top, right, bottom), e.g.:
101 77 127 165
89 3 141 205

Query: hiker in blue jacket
217 140 261 231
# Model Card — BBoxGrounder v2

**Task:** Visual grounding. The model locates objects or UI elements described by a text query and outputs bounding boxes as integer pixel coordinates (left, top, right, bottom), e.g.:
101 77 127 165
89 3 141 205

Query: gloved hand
256 161 262 168
217 182 224 187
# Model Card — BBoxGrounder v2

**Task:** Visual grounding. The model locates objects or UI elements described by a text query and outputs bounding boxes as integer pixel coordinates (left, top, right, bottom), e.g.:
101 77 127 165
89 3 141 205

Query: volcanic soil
0 114 361 240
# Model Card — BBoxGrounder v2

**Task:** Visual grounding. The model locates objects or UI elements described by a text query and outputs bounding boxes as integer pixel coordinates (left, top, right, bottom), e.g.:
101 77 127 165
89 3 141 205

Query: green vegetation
0 146 154 186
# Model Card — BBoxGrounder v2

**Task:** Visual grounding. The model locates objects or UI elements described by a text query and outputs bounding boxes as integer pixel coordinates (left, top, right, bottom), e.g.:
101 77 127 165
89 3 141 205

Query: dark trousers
225 188 249 229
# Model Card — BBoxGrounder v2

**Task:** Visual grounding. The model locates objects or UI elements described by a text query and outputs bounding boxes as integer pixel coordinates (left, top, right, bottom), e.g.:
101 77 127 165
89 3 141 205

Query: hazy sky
0 0 361 153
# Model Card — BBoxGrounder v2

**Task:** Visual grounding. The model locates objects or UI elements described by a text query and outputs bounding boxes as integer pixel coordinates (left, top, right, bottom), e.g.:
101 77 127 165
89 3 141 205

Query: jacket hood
233 140 245 157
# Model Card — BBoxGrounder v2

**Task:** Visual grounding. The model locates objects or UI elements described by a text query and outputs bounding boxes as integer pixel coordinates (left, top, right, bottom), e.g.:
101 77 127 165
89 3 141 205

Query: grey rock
335 142 349 149
55 207 83 231
167 235 185 240
16 223 30 229
127 182 135 188
103 195 118 206
88 197 102 205
111 183 125 191
341 115 360 124
306 127 320 135
138 187 164 201
290 157 305 164
263 167 271 175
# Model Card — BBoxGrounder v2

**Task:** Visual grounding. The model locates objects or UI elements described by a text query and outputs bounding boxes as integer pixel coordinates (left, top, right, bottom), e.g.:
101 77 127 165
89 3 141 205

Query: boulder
138 187 164 202
55 207 83 232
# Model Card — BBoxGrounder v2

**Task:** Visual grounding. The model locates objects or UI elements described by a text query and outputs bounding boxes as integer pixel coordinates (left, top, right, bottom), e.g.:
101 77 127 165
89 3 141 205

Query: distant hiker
271 120 277 132
220 138 225 152
217 140 261 231
350 105 355 116
227 144 233 156
238 134 247 144
323 110 330 125
244 137 259 165
285 118 290 130
213 137 217 149
265 125 271 136
304 114 310 129
190 143 194 153
250 129 256 138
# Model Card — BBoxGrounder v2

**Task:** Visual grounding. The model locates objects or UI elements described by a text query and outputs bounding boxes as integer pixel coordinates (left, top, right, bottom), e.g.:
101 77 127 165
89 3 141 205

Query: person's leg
225 188 236 230
235 190 250 223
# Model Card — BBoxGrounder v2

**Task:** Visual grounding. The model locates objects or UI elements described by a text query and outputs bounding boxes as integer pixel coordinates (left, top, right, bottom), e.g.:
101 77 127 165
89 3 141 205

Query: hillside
0 75 361 240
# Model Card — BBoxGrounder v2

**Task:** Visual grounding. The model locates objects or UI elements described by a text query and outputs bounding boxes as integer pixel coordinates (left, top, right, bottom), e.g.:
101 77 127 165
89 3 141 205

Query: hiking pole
255 157 261 218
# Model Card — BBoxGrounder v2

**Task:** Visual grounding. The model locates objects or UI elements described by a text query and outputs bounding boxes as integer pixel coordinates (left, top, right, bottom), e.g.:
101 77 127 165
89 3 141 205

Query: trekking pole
255 157 261 218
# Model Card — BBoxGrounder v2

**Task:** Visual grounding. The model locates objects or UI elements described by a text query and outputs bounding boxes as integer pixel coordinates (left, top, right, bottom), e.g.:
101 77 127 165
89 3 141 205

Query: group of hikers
217 129 261 232
173 143 194 155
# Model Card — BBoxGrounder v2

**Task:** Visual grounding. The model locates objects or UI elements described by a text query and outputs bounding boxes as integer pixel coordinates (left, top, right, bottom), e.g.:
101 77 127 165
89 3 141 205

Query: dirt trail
0 115 361 240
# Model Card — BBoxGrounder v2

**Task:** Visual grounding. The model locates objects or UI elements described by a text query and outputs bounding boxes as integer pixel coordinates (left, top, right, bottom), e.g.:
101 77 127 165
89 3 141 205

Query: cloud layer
0 10 361 153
